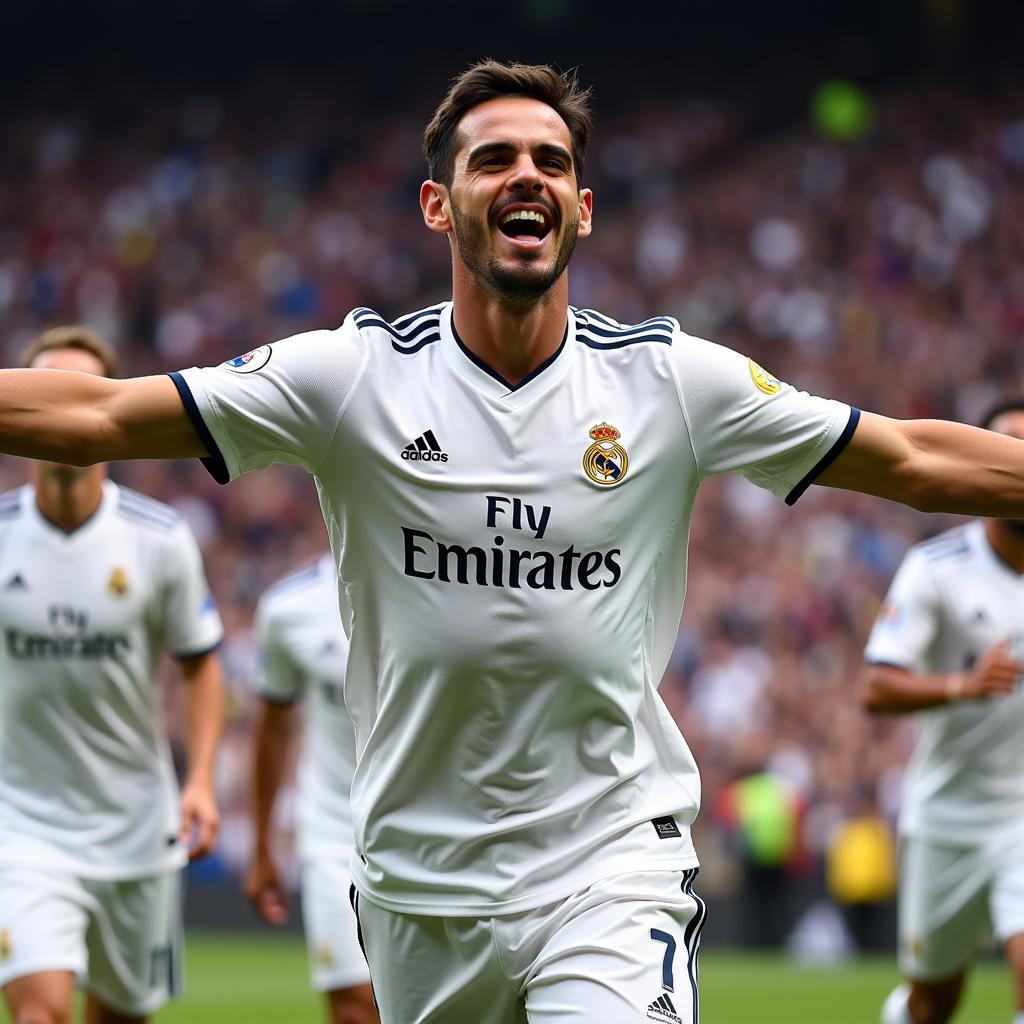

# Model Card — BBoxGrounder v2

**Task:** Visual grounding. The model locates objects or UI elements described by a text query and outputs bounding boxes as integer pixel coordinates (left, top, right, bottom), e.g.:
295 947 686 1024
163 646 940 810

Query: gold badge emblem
314 942 335 967
107 568 130 598
0 928 12 963
583 422 629 486
748 358 782 395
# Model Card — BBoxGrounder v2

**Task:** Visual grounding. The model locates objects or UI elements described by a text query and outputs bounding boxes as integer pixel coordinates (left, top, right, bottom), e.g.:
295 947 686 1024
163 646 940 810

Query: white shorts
353 867 707 1024
0 865 182 1015
300 856 370 992
899 835 1024 980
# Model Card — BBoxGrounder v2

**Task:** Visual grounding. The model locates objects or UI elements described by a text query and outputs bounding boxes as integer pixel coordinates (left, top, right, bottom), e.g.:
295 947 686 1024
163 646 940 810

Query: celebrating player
864 399 1024 1024
244 554 377 1024
3 62 1024 1022
0 327 225 1024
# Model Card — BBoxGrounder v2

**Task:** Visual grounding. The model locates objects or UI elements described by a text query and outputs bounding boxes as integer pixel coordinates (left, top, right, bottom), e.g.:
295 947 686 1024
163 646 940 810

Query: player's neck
451 272 569 387
984 518 1024 574
31 464 106 533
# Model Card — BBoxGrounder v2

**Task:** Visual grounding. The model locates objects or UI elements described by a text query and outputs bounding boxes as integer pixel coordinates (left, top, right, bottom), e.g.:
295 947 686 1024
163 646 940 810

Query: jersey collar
439 303 577 406
26 479 116 544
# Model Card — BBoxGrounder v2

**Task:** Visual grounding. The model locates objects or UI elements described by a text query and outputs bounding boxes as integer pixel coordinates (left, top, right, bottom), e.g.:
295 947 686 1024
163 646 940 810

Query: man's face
441 96 592 303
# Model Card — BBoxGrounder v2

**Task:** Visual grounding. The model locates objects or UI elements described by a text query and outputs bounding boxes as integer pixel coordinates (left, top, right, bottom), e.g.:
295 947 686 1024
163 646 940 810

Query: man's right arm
0 369 205 464
862 641 1022 713
245 698 296 925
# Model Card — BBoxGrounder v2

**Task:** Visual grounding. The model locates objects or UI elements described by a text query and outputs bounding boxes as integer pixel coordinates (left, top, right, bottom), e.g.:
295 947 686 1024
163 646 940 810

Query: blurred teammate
3 63 1024 1022
0 327 225 1024
864 398 1024 1024
244 554 377 1024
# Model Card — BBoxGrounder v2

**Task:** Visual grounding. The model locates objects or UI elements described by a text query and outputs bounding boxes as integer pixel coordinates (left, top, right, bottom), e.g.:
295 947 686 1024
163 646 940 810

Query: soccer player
0 327 225 1024
2 63 1024 1022
864 399 1024 1024
244 554 377 1024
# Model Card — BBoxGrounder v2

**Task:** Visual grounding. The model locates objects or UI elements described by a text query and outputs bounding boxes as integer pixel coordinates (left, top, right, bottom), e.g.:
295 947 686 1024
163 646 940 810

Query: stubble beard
450 198 579 304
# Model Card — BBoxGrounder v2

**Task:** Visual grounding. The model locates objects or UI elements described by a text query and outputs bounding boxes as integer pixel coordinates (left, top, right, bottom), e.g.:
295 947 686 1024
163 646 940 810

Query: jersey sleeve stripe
784 406 861 506
167 372 230 485
116 505 177 532
352 307 443 353
576 331 673 350
574 308 675 331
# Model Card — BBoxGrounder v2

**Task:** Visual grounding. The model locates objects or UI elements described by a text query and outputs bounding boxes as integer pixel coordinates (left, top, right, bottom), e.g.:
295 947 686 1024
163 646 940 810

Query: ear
420 180 452 235
576 188 594 239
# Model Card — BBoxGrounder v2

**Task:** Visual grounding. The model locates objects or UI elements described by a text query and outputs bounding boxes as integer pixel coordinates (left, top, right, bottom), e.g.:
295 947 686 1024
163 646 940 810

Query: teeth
500 210 547 228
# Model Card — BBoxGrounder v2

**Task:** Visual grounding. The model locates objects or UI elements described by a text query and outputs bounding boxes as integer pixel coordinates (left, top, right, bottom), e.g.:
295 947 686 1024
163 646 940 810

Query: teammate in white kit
245 555 377 1024
865 400 1024 1024
0 327 225 1024
3 63 1024 1022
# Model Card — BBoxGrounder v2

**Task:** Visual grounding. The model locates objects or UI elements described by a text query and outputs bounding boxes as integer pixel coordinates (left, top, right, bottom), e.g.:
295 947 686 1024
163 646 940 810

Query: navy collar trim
451 320 568 393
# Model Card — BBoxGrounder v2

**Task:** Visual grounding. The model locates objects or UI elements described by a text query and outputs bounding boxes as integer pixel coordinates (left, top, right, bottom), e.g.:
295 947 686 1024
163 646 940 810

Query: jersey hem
785 405 861 505
351 851 701 917
168 371 230 485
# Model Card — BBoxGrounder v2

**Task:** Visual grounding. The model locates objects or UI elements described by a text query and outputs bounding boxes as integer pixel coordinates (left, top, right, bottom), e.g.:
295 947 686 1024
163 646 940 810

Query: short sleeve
671 333 857 504
863 548 940 672
162 520 224 658
253 599 304 705
170 316 367 484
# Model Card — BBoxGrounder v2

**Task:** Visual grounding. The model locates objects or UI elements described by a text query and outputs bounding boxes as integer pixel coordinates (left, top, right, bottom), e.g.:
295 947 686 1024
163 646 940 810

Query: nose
507 153 544 193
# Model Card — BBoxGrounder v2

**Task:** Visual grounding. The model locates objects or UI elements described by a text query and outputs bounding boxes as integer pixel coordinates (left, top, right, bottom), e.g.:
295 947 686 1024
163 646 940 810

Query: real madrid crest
583 422 629 486
107 567 130 598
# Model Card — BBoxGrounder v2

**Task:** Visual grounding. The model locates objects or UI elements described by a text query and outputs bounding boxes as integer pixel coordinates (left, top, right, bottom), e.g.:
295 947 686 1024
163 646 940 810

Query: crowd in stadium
3 65 1023 928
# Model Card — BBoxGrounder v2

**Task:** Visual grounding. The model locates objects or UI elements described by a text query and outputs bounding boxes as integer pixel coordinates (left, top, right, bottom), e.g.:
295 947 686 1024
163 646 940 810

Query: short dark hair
422 60 592 188
20 325 120 378
979 397 1024 431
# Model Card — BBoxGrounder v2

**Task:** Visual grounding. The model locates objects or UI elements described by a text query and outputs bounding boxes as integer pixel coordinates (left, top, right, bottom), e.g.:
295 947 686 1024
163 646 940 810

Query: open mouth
497 209 553 243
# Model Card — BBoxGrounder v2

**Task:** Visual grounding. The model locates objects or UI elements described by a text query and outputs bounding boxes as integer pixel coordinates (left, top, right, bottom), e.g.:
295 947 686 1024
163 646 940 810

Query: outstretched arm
0 369 206 464
818 411 1024 515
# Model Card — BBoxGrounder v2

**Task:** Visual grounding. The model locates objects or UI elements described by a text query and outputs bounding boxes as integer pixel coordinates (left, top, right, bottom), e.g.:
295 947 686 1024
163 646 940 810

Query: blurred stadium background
2 0 1024 1018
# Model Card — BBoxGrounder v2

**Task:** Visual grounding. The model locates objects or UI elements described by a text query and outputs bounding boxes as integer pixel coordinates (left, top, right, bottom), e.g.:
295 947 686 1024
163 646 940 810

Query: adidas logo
647 993 682 1023
4 573 27 591
401 429 448 463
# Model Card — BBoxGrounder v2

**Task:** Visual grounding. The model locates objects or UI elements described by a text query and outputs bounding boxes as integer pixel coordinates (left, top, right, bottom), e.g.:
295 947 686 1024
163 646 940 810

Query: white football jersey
0 481 223 879
865 521 1024 843
254 553 355 862
175 302 854 915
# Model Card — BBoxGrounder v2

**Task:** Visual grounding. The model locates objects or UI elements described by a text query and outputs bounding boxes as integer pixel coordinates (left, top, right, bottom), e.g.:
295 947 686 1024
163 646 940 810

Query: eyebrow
466 141 573 165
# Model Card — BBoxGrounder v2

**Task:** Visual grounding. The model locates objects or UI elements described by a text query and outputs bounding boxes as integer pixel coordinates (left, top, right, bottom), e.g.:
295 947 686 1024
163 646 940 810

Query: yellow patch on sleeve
748 358 782 395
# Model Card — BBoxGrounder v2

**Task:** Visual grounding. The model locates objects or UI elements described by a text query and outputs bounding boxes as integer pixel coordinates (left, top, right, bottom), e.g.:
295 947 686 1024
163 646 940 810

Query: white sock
881 984 914 1024
1012 1012 1024 1024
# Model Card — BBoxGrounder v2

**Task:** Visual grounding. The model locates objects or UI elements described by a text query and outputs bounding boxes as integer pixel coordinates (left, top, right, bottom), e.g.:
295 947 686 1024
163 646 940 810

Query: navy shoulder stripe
118 489 178 524
117 491 178 532
353 304 443 355
573 308 675 350
923 542 972 564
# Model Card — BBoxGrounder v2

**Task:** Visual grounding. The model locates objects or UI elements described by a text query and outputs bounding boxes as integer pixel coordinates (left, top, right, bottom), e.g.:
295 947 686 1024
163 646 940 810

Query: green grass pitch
0 934 1012 1022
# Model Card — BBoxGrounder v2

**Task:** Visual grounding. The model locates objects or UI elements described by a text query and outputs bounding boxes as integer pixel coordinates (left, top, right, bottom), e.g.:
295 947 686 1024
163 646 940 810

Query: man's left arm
817 410 1024 515
177 649 225 860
